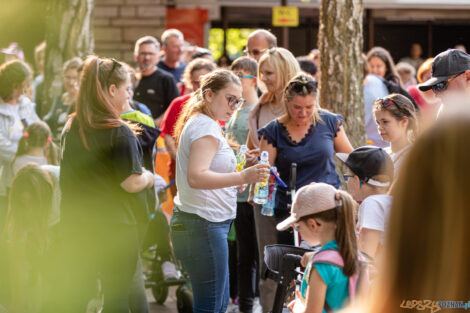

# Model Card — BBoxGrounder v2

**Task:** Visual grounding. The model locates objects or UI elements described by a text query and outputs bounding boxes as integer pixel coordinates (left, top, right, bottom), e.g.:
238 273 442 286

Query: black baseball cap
337 146 394 187
418 49 470 91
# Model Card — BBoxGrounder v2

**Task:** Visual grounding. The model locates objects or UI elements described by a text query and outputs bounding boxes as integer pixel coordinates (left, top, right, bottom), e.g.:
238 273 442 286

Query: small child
3 163 55 312
373 93 419 179
12 121 58 176
337 146 394 259
277 182 364 313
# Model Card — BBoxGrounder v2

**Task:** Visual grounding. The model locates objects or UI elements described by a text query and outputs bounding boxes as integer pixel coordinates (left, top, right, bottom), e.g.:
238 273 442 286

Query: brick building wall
94 0 167 65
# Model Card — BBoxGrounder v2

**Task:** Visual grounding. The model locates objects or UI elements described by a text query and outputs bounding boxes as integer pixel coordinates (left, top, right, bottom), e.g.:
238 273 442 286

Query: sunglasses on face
289 80 318 94
431 72 464 94
225 94 246 109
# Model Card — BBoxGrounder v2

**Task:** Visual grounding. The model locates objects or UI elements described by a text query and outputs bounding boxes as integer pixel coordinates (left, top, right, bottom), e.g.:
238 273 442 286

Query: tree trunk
42 0 94 117
318 0 365 148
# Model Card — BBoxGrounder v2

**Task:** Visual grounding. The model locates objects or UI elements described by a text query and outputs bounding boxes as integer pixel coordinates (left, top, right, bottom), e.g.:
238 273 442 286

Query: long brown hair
300 190 359 277
366 46 399 84
72 55 129 148
346 111 470 313
173 69 240 146
373 93 420 142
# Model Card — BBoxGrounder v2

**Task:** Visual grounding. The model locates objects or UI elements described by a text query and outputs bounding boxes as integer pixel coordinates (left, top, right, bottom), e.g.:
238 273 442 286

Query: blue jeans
170 209 232 313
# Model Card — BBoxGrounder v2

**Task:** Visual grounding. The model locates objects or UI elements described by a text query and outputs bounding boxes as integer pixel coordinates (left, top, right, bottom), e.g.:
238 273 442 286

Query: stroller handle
289 163 297 191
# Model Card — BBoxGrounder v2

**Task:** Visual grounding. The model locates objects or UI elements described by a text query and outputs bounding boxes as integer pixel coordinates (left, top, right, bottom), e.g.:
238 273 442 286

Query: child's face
295 220 320 245
345 168 363 202
374 110 408 144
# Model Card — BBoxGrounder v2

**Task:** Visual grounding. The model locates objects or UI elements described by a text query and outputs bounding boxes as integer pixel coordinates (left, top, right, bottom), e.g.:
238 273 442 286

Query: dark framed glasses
243 48 267 57
343 174 354 182
431 72 464 94
225 94 246 109
378 97 396 108
289 80 318 94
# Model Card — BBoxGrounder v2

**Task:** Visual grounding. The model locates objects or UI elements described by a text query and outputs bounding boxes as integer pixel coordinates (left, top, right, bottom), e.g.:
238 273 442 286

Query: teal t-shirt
225 104 254 202
300 240 349 312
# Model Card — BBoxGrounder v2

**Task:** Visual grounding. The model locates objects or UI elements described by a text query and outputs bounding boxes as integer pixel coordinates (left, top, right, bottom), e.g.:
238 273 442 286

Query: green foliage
209 28 255 62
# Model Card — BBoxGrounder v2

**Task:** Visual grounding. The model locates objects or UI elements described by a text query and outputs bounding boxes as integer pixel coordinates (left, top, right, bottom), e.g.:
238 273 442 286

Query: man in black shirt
133 35 179 126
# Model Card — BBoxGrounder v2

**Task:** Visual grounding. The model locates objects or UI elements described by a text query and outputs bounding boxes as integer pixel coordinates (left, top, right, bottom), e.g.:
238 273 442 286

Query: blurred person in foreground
342 107 470 313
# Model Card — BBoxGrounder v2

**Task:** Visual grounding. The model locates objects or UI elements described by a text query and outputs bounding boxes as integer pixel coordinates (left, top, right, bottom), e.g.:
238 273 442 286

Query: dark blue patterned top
258 110 343 212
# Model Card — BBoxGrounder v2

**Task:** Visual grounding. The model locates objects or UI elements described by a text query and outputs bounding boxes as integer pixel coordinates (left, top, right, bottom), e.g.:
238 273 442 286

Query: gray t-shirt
12 155 48 176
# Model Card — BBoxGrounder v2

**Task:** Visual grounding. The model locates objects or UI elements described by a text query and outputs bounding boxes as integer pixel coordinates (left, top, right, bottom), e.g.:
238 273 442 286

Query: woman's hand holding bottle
240 163 270 184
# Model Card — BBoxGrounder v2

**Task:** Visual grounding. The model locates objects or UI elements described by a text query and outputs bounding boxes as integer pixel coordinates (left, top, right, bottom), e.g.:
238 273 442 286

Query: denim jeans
170 209 232 313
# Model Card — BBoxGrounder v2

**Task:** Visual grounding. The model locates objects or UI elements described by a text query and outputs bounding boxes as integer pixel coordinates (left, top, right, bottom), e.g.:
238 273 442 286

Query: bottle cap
260 151 269 161
239 145 247 154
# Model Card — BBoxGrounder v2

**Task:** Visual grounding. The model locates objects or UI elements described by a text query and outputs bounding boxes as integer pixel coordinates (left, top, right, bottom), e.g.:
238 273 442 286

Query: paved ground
148 287 178 313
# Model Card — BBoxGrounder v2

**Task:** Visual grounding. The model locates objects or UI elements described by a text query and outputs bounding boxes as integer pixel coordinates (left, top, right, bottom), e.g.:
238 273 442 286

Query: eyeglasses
107 58 121 86
225 94 246 109
235 72 255 79
289 80 318 94
343 174 354 182
244 48 267 57
431 72 465 94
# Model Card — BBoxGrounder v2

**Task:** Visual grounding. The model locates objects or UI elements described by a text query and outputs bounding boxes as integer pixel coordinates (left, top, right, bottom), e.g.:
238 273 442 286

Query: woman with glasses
0 59 39 207
258 73 353 245
44 57 83 142
56 56 155 312
171 69 269 313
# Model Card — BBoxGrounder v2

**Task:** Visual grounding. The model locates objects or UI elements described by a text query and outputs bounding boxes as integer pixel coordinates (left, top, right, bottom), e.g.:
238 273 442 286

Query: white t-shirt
174 114 237 222
13 155 48 176
357 194 392 245
386 145 411 180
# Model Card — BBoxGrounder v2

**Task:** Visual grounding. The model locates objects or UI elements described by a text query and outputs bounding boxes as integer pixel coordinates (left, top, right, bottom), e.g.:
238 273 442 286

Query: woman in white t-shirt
171 69 269 313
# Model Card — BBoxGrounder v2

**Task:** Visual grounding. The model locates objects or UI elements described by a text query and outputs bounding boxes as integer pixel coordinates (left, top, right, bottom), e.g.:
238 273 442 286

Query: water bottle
236 145 248 172
253 151 270 205
261 167 278 216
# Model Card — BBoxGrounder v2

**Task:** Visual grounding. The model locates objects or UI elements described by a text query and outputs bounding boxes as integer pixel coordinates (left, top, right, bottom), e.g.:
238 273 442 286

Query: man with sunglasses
245 29 277 62
418 49 470 116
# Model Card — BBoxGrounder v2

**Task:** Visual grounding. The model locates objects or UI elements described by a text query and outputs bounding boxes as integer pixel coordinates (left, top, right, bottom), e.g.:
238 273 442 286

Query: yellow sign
272 6 299 27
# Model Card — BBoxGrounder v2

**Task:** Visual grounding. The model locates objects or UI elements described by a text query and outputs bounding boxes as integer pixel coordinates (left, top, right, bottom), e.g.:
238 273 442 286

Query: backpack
312 249 371 312
379 77 421 111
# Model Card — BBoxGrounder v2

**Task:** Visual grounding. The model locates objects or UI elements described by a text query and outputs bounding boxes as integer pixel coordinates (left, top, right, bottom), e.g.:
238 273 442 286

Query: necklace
269 102 284 116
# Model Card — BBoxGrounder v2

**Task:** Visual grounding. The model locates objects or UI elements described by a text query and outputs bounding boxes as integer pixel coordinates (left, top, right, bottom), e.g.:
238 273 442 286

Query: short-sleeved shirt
133 68 179 119
174 114 237 222
160 94 192 138
60 120 144 225
357 194 392 245
157 60 186 83
258 111 343 212
13 155 48 176
301 240 349 312
225 104 253 202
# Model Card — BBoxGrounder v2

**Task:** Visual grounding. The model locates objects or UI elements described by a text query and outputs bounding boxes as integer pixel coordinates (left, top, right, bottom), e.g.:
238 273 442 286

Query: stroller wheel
151 261 169 304
176 285 193 313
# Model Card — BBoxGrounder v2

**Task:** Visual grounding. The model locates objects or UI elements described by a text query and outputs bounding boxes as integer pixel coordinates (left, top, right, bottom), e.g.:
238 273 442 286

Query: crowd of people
0 26 469 313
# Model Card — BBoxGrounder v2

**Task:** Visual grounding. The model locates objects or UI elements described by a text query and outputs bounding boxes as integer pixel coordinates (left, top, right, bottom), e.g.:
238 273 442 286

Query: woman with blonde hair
245 47 301 313
345 109 470 313
259 73 353 245
171 69 269 313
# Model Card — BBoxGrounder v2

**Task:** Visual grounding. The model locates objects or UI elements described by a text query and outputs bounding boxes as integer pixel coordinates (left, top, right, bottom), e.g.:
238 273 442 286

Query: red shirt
160 93 192 137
